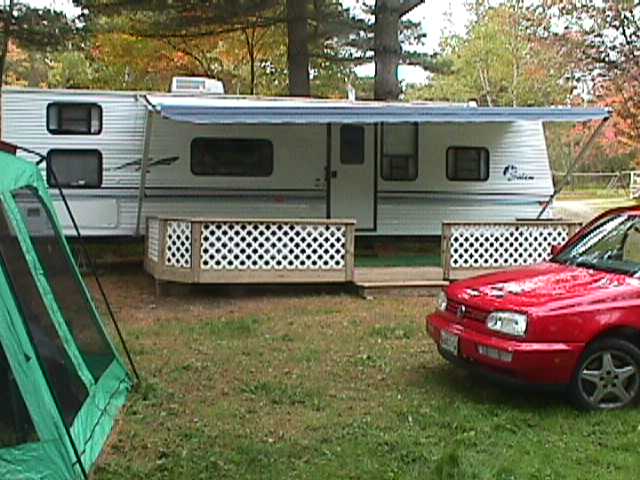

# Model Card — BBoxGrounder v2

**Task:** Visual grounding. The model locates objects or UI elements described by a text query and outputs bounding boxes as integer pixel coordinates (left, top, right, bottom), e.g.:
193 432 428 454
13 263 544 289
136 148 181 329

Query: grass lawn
93 269 640 480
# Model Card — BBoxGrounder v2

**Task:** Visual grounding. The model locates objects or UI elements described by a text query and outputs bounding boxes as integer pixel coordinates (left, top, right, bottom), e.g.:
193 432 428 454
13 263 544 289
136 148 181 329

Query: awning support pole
135 106 154 236
536 117 610 219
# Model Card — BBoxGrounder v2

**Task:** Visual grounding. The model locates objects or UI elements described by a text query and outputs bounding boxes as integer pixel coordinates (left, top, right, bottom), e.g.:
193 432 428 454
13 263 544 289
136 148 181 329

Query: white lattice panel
165 221 192 268
200 222 346 271
147 218 160 262
449 224 570 269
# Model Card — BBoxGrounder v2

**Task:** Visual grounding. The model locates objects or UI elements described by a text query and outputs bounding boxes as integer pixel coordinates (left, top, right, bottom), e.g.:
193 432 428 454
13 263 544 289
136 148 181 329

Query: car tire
569 337 640 410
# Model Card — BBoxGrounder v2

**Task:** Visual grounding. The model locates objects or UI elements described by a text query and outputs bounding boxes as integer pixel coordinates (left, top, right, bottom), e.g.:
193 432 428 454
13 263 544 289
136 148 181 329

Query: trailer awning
143 95 611 125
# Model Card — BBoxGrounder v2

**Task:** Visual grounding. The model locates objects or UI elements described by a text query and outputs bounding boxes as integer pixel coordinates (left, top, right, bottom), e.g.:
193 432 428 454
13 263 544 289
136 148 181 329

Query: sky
25 0 472 85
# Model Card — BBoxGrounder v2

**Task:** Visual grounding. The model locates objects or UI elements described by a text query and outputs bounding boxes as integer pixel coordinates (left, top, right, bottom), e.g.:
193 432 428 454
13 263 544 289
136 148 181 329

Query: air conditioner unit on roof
170 76 225 94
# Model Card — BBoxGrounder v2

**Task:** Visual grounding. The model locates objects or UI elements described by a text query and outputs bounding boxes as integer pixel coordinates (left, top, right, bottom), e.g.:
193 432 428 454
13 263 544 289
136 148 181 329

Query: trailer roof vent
170 76 225 94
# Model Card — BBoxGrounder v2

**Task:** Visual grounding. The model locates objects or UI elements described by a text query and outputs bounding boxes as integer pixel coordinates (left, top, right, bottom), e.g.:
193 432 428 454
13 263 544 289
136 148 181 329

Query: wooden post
155 279 166 297
567 222 582 238
143 218 149 266
441 223 452 281
157 219 167 267
344 222 355 282
154 219 168 297
192 221 203 283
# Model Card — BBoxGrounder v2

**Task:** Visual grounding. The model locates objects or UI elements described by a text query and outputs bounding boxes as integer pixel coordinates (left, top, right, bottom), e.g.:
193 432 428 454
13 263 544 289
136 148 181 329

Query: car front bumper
426 311 584 385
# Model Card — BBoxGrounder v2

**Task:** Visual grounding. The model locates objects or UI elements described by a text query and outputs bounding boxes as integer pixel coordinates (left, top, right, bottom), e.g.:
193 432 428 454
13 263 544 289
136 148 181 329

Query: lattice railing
165 221 192 269
200 222 346 271
442 220 582 280
147 218 160 262
144 217 356 287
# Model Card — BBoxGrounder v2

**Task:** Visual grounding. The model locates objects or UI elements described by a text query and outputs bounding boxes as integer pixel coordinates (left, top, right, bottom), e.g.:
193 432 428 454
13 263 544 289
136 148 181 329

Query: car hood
448 262 640 313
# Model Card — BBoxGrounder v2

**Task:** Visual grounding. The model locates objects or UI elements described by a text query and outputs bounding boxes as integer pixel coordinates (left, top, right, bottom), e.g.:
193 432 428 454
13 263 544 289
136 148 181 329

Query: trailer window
191 138 273 177
446 147 489 181
340 125 365 165
47 103 102 135
381 124 418 181
47 150 103 188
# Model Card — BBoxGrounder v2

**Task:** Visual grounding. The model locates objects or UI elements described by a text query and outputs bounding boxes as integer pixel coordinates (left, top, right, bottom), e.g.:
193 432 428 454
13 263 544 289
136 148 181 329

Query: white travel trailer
1 86 610 236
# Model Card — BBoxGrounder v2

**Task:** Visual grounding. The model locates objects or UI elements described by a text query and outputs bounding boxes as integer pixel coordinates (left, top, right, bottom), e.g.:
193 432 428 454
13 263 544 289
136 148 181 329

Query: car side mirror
550 244 562 257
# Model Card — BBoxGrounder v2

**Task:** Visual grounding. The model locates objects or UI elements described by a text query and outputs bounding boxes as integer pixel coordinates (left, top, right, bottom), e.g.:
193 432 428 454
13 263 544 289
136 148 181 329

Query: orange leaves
599 78 640 157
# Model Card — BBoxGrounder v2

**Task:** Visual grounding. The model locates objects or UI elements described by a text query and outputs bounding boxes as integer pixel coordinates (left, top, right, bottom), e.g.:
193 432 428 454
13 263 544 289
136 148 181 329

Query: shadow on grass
406 360 569 411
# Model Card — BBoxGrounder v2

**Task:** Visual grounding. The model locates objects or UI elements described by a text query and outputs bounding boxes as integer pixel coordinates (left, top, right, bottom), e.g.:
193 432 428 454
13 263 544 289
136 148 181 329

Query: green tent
0 151 132 479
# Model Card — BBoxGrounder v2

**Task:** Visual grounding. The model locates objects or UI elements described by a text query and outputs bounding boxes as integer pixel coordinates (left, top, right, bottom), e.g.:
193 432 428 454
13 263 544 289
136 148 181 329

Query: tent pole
66 425 89 480
536 117 610 219
135 105 154 236
34 156 141 383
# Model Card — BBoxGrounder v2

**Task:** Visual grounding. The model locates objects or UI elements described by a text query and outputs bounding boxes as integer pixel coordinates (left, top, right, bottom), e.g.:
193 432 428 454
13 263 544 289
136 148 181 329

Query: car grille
446 298 489 322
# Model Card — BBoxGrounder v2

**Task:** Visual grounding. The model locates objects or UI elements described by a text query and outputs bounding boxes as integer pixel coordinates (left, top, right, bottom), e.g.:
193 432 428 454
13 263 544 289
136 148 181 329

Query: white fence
552 170 640 197
145 217 356 288
441 220 582 280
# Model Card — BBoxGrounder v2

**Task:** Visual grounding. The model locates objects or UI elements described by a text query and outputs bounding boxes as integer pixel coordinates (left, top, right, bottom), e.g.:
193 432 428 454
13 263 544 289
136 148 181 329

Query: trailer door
329 124 376 231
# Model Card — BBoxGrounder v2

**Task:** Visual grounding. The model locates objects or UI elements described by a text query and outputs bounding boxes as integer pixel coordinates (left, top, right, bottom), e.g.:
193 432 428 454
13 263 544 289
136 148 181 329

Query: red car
426 207 640 410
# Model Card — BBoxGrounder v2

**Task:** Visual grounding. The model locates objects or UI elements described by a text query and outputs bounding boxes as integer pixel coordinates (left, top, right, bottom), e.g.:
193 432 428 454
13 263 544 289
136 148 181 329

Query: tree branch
399 0 424 17
135 16 283 40
163 37 215 77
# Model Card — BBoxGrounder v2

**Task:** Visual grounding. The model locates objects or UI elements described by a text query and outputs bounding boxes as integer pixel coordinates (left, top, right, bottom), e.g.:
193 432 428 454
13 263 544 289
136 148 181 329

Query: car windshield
553 214 640 276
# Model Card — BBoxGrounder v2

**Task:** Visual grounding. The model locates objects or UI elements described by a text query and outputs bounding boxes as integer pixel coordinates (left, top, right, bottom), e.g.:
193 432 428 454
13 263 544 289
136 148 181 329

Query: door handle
331 170 338 179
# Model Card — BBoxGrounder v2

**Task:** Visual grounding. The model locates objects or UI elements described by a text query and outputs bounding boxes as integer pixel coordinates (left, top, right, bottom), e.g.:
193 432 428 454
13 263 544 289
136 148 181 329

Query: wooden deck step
353 267 447 298
354 281 447 299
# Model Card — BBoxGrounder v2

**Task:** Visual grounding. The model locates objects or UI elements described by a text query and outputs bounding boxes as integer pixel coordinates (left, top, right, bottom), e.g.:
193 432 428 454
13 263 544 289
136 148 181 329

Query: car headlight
486 311 527 337
437 290 447 311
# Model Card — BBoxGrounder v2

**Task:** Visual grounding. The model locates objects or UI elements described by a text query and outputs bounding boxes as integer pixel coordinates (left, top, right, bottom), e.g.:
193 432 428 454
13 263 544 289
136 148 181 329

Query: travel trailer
0 84 610 236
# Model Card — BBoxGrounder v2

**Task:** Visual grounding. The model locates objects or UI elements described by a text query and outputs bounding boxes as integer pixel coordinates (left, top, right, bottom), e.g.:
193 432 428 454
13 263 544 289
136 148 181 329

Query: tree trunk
0 0 15 138
286 0 310 96
374 0 401 100
244 29 257 95
374 0 423 101
477 65 493 106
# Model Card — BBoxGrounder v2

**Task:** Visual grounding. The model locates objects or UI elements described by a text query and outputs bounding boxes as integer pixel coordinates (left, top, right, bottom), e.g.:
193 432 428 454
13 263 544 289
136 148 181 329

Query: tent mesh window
0 344 38 448
0 203 88 427
13 189 115 381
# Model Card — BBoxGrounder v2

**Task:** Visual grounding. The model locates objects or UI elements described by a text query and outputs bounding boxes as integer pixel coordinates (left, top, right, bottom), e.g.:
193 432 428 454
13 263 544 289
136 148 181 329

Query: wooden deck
353 267 448 298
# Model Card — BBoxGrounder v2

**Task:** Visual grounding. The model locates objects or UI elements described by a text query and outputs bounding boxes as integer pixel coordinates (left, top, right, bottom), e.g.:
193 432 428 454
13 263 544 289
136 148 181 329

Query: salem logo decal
503 164 534 181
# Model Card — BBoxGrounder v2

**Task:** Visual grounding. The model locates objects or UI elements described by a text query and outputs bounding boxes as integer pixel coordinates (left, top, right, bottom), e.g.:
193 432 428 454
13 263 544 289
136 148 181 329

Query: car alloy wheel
571 338 640 410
